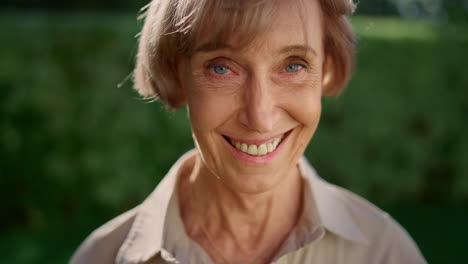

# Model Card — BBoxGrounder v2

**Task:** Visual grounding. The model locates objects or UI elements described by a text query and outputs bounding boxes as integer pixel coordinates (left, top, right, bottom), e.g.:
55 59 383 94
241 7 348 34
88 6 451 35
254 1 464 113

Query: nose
238 74 276 133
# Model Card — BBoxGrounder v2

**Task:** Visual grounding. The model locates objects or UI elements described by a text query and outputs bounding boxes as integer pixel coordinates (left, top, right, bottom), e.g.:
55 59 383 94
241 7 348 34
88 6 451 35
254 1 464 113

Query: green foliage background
0 14 467 263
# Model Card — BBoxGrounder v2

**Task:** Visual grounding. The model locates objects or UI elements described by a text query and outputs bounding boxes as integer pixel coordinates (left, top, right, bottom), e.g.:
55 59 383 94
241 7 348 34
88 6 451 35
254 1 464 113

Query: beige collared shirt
70 150 426 264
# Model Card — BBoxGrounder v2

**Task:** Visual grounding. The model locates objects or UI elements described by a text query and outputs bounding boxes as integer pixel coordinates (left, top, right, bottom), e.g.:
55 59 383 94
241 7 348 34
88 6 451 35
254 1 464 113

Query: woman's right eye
210 65 230 75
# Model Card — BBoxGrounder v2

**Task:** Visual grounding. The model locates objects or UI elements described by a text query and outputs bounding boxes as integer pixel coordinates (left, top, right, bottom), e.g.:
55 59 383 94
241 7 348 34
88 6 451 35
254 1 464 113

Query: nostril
237 101 276 132
248 111 274 133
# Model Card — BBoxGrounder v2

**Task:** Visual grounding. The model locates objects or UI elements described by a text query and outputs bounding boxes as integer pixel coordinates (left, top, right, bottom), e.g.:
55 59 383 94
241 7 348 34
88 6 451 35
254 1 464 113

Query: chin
222 168 288 194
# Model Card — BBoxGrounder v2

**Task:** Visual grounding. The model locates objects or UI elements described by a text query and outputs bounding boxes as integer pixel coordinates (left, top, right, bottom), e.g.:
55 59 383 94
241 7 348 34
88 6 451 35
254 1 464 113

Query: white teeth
258 144 267 155
235 142 241 149
267 143 274 153
272 139 280 149
230 135 284 156
241 143 248 152
247 145 258 155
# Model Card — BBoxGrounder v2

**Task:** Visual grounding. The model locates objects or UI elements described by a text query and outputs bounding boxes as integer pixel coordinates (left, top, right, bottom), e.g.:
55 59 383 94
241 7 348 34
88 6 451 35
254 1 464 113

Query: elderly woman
71 0 426 263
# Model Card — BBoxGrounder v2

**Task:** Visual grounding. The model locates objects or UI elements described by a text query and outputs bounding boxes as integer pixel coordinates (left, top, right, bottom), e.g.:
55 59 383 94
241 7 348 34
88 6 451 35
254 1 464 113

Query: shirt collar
298 156 369 245
116 151 195 264
116 151 368 264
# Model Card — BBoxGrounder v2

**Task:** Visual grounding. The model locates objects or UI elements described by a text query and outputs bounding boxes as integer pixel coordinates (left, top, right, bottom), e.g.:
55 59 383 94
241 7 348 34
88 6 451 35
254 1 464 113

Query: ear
321 54 335 95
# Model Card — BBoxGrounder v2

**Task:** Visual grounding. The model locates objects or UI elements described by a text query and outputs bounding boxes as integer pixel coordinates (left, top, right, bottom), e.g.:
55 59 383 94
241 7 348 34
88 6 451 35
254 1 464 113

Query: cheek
187 91 238 132
298 95 321 126
180 60 234 130
287 90 321 155
278 81 322 127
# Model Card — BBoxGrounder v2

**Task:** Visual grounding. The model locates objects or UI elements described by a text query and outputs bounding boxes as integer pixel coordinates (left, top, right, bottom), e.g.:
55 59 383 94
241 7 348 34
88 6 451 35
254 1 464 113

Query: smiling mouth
223 130 292 156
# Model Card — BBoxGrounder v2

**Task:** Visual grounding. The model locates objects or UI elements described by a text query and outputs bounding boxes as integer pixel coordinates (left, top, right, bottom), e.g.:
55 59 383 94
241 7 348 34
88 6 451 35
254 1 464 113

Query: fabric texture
70 150 426 264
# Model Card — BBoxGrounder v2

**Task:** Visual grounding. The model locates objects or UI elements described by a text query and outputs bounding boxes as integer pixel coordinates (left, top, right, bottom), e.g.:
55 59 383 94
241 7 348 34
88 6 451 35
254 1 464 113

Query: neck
179 154 303 263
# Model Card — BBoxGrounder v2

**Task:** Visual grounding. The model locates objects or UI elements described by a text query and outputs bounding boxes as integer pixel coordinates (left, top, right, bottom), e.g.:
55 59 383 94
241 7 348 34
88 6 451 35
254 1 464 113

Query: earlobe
176 86 188 106
179 92 188 105
322 55 335 95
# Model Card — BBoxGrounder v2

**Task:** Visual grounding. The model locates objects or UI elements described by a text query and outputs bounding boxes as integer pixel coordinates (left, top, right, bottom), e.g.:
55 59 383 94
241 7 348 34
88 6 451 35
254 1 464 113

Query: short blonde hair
134 0 356 109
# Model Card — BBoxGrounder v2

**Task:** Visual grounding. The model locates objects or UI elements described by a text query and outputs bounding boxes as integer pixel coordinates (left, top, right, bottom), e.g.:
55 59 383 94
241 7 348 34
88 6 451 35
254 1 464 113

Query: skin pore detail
177 0 326 262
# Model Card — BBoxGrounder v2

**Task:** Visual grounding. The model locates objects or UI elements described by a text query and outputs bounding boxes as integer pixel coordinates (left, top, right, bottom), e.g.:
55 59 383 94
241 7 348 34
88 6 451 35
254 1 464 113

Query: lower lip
222 131 292 166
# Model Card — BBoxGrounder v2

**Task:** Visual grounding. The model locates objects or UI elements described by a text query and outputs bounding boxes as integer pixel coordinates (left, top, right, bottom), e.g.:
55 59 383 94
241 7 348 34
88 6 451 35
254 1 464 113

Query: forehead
187 0 324 55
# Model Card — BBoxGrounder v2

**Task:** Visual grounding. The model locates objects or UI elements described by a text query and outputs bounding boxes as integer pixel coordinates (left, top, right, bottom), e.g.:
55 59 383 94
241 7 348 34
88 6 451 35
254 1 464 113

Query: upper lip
223 130 292 145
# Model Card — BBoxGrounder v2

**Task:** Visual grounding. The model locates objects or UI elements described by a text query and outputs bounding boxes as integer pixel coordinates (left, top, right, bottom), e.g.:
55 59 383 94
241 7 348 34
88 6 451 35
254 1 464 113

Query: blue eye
285 64 303 73
212 65 229 75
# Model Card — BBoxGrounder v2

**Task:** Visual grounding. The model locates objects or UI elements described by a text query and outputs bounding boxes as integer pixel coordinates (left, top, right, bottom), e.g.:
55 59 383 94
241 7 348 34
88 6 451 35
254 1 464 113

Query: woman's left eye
284 64 304 73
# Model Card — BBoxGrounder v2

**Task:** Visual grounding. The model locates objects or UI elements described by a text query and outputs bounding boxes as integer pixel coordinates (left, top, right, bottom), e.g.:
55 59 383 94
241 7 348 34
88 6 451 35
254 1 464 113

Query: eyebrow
194 42 233 53
194 42 317 56
279 45 317 56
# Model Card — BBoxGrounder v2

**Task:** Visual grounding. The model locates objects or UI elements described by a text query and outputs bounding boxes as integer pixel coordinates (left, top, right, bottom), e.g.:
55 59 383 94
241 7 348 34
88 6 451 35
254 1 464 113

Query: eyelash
207 64 231 74
204 57 309 77
284 57 309 71
284 63 306 73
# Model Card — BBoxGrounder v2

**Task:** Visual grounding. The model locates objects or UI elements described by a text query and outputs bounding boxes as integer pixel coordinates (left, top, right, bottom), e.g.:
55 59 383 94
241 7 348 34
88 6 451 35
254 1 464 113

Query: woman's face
178 1 326 193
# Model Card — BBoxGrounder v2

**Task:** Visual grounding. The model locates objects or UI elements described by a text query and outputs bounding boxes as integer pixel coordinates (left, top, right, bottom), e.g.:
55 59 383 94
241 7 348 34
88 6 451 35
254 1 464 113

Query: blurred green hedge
312 17 468 206
0 14 467 263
